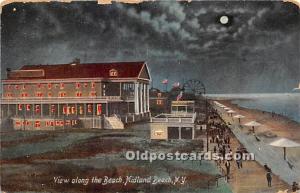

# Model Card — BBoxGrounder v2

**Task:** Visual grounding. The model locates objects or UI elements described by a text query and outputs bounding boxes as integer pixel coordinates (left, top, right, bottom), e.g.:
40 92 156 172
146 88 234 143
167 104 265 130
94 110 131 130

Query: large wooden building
1 61 151 130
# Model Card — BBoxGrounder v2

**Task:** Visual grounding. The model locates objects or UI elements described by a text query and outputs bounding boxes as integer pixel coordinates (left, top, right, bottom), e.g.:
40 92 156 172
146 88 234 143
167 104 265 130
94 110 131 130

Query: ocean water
207 93 300 123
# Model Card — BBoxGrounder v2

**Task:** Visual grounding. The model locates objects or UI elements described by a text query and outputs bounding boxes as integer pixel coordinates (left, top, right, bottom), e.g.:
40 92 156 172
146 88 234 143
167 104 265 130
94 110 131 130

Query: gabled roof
7 61 150 80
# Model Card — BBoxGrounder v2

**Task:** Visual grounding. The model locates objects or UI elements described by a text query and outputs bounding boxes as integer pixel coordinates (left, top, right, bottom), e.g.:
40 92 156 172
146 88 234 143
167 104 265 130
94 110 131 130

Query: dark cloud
1 1 299 93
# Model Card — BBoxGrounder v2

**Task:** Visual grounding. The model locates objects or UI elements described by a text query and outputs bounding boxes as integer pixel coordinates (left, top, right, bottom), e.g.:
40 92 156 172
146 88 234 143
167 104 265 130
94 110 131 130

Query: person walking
266 171 272 187
292 181 299 192
225 160 231 181
235 149 243 169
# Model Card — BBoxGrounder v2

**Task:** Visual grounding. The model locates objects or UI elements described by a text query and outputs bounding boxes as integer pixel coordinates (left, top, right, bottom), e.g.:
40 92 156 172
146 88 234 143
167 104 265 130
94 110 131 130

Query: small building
1 61 151 130
150 100 198 140
149 88 168 116
171 101 195 115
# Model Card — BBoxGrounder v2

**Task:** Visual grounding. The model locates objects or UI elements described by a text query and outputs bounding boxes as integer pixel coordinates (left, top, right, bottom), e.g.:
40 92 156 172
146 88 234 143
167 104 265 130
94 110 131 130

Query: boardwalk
209 102 291 193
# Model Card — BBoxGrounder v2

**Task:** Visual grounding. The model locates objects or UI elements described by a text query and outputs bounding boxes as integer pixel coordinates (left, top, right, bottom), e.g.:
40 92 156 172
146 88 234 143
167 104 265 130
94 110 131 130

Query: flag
162 79 168 84
176 91 183 101
173 82 180 88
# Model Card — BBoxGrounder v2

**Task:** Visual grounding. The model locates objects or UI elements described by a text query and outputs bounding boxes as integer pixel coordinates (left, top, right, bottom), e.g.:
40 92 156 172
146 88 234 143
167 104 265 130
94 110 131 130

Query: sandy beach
215 99 300 186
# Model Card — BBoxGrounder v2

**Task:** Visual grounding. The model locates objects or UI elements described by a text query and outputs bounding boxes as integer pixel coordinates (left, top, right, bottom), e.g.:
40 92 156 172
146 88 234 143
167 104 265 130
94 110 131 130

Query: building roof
6 61 150 80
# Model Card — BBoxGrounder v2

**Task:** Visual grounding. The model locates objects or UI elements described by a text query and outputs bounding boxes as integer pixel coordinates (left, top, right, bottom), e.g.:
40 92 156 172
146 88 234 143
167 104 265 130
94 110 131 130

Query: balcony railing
150 112 197 124
1 95 134 102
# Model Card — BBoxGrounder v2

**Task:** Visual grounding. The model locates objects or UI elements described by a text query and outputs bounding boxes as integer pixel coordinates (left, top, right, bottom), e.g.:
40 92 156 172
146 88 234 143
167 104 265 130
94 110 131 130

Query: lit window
22 85 26 90
60 83 64 89
67 106 71 115
51 105 56 113
79 106 84 115
34 121 41 128
18 104 23 111
16 120 21 126
90 91 97 97
36 92 43 97
71 120 77 126
91 82 95 89
84 83 88 88
76 83 81 89
63 106 67 114
46 121 54 127
71 106 76 114
37 83 42 89
158 93 162 97
48 92 52 97
21 93 28 97
55 120 60 126
15 85 20 89
97 104 102 115
59 92 66 97
65 120 71 126
155 130 164 136
157 100 163 105
26 104 31 111
5 93 13 97
76 92 82 97
87 104 93 113
48 83 52 89
35 105 40 113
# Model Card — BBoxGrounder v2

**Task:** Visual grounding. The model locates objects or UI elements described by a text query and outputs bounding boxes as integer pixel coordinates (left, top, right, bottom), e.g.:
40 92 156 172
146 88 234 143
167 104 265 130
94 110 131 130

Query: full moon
220 16 229 24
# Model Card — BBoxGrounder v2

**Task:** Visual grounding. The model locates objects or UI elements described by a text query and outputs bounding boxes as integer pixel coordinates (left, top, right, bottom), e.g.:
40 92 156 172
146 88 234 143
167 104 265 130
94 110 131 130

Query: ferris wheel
183 79 206 96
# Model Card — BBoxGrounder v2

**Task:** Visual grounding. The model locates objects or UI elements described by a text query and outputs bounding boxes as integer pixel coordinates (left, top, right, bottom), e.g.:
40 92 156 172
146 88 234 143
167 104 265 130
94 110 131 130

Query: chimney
70 58 80 66
6 68 11 78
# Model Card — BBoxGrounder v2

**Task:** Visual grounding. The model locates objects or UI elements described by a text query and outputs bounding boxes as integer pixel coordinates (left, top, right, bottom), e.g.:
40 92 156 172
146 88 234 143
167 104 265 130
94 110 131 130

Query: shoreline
219 99 300 141
230 99 300 125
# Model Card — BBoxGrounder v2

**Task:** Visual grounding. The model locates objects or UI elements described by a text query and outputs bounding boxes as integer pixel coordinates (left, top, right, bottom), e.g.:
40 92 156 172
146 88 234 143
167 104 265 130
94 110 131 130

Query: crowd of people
207 118 245 181
207 107 300 191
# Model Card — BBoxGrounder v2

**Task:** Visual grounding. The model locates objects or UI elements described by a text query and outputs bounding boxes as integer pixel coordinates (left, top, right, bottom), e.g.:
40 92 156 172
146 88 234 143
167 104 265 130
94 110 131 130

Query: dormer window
109 69 118 77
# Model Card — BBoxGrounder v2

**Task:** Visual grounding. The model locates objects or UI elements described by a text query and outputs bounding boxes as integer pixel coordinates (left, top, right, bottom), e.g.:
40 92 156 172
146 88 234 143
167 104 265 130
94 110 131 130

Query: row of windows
5 92 97 98
17 104 102 115
15 120 78 128
5 82 96 90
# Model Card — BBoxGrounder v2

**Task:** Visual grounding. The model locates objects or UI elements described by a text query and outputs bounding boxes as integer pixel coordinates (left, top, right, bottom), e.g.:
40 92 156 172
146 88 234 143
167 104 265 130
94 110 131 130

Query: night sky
1 1 300 93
